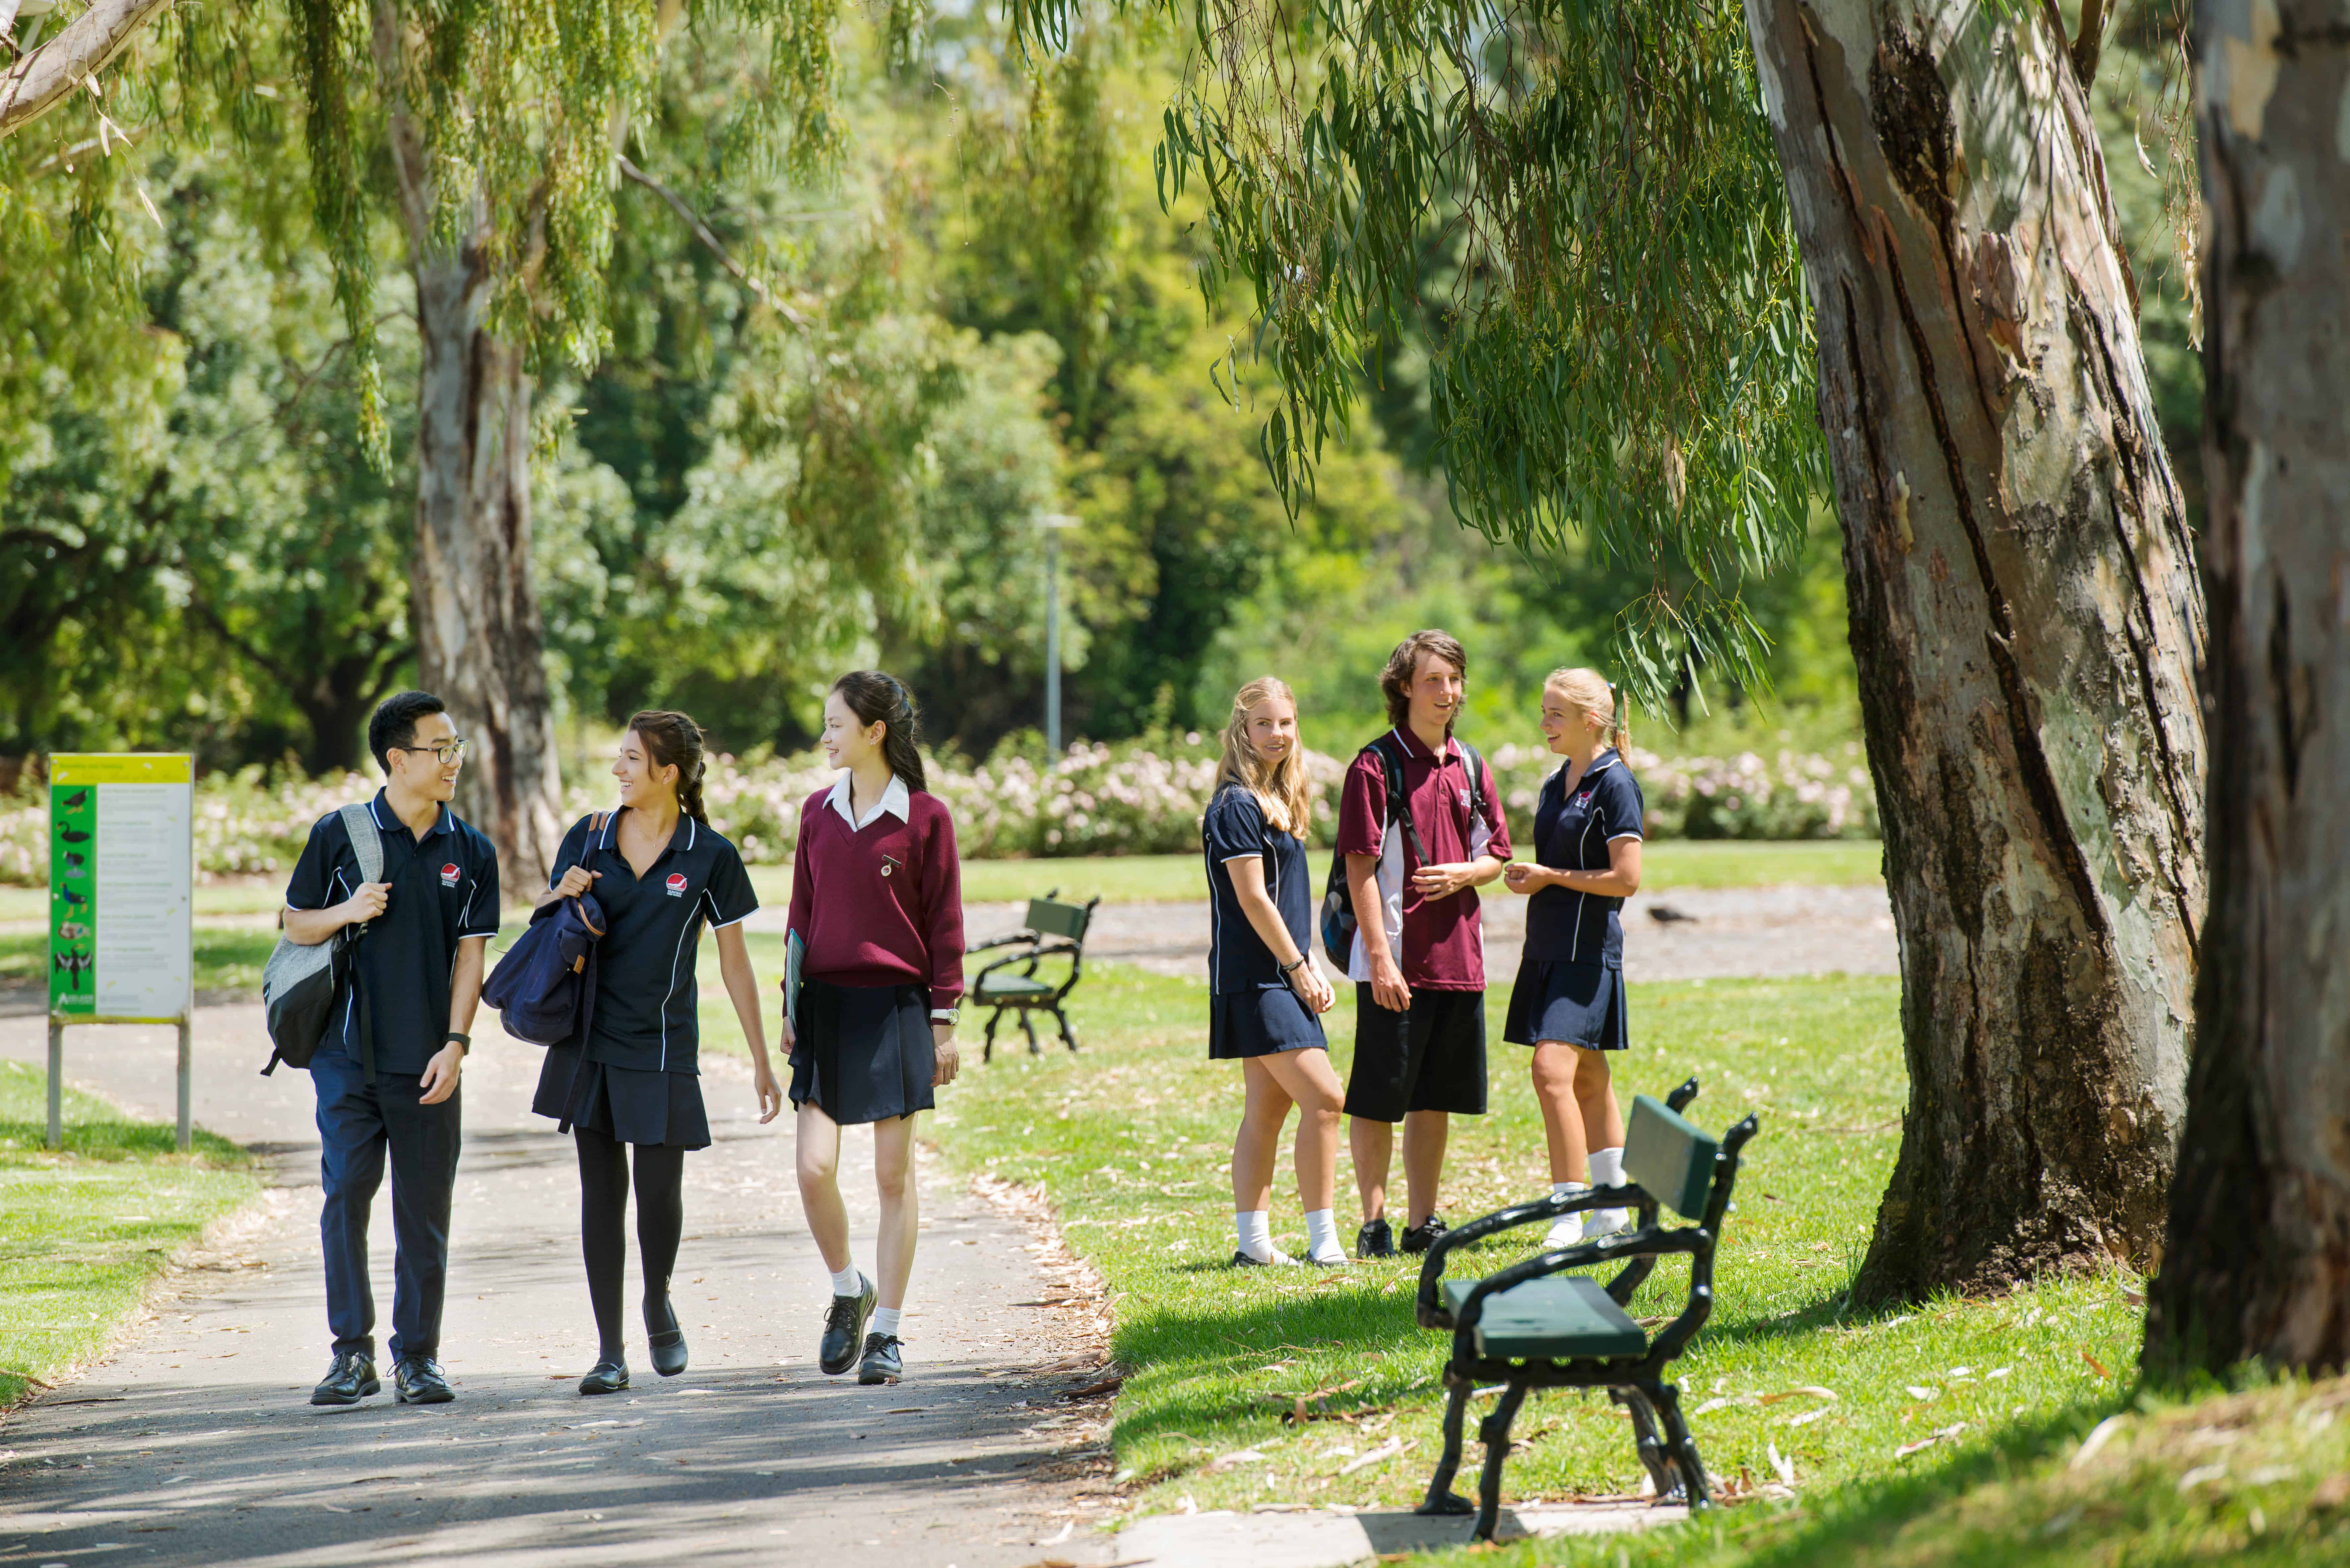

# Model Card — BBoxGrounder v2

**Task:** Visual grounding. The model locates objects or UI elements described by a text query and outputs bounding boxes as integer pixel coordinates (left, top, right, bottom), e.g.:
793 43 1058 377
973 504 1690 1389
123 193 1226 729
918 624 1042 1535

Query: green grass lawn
0 1061 258 1410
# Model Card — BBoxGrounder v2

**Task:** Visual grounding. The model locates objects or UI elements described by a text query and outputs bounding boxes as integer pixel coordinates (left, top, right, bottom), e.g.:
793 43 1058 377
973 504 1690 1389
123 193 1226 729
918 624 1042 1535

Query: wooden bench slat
1026 899 1091 938
1623 1093 1720 1220
1440 1276 1648 1359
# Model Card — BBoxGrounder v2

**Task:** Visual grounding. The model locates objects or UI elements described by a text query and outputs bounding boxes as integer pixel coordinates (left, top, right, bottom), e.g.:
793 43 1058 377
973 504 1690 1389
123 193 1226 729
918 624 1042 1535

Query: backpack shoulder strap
339 801 384 885
1366 735 1427 865
1458 740 1487 823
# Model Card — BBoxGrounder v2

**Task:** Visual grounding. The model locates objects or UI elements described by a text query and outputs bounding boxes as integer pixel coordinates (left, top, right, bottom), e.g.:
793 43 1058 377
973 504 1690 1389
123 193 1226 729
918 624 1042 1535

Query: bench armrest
968 930 1040 954
1415 1185 1652 1328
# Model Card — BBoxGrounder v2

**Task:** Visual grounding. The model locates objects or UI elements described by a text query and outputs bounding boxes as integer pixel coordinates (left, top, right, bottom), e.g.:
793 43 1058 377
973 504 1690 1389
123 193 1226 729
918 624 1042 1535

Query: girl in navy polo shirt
532 711 781 1395
1501 670 1645 1248
1204 676 1344 1267
783 672 965 1387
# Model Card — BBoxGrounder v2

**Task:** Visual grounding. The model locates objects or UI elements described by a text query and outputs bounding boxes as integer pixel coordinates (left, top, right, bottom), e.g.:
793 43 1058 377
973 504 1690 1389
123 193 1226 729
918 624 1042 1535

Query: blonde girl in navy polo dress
1500 669 1645 1248
1204 676 1347 1267
532 711 783 1396
783 672 965 1387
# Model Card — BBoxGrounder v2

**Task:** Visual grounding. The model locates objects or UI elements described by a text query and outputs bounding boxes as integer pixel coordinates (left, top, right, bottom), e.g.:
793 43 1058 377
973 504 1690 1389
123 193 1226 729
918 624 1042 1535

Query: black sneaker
819 1275 877 1376
856 1333 903 1385
310 1351 379 1406
1356 1217 1396 1259
1229 1247 1298 1267
1400 1215 1450 1254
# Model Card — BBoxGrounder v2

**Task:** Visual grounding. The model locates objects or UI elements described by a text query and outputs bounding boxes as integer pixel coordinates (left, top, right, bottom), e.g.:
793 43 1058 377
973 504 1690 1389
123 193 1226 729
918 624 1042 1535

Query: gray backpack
260 802 383 1078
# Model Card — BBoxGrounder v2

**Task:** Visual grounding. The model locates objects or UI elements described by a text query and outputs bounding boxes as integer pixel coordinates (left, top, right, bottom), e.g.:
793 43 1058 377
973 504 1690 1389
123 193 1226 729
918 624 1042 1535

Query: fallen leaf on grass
1767 1442 1795 1486
1338 1438 1405 1475
1206 1449 1269 1472
2177 1464 2227 1493
2080 1348 2111 1378
1758 1386 1837 1405
2069 1415 2129 1471
1894 1423 1967 1459
1782 1409 1830 1429
1905 1386 1937 1401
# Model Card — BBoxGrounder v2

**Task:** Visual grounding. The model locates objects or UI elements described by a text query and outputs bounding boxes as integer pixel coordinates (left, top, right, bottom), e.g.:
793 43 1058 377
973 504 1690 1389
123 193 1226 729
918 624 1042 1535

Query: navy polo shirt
550 810 757 1075
284 792 502 1074
1203 781 1313 994
1523 751 1646 968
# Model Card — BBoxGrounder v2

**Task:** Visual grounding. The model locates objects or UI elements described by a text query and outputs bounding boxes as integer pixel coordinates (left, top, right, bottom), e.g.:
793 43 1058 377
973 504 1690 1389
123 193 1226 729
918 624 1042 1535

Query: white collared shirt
825 771 912 831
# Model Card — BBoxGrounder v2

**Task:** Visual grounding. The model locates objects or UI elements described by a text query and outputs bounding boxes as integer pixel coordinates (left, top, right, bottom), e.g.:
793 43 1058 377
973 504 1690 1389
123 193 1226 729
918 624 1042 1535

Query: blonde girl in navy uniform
1204 676 1346 1267
783 672 965 1386
1500 670 1644 1248
533 711 782 1395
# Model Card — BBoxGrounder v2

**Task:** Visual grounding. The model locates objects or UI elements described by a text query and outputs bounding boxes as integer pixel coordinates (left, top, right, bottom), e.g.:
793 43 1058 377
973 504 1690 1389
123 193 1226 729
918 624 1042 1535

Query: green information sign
48 753 194 1022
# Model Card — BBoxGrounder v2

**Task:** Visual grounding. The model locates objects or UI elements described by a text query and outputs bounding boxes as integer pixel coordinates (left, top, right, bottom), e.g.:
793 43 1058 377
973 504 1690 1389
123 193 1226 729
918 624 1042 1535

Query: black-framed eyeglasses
396 739 469 765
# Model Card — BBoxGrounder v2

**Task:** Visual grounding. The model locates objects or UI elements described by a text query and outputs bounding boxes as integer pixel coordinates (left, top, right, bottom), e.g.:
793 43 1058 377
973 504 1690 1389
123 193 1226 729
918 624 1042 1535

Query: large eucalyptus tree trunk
2144 0 2350 1373
377 64 565 887
1743 0 2207 1299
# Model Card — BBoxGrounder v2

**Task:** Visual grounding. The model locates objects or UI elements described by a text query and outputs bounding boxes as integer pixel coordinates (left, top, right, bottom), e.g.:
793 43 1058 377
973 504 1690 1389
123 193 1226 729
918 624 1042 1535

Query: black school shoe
820 1275 877 1376
646 1294 688 1378
856 1333 903 1385
1356 1217 1396 1259
578 1357 630 1396
392 1356 454 1405
310 1351 379 1406
1400 1215 1450 1254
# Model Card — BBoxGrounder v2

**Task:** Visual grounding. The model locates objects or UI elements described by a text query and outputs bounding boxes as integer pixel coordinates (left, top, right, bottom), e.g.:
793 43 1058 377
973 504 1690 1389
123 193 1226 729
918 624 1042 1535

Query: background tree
1111 0 2207 1298
2144 0 2350 1373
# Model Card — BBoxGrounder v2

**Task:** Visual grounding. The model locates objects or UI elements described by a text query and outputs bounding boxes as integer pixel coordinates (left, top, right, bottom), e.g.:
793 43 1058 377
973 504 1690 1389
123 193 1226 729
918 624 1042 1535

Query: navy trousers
311 1048 462 1363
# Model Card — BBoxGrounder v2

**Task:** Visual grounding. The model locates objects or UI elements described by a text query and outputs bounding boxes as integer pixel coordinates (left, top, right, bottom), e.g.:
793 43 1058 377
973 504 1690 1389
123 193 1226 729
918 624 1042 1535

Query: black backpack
260 802 384 1078
1318 735 1487 969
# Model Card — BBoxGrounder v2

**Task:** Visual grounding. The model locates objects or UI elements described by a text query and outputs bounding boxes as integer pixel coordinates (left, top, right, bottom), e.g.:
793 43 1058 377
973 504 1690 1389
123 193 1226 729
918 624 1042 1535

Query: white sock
1303 1208 1344 1263
871 1306 902 1339
1545 1183 1588 1248
829 1263 862 1297
1236 1210 1273 1262
1588 1147 1626 1190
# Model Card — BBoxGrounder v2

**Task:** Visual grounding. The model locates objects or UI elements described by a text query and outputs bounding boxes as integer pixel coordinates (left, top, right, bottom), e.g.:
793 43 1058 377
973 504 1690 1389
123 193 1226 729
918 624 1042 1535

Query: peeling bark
2145 0 2350 1373
1743 0 2207 1299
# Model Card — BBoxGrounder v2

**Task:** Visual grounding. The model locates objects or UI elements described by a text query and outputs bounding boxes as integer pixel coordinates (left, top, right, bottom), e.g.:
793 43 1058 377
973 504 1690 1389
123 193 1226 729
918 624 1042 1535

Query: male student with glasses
281 691 500 1405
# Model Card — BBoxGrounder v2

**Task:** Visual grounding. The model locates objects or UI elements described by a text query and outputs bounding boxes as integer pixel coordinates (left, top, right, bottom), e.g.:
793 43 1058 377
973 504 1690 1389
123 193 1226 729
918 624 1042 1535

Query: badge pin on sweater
880 853 902 879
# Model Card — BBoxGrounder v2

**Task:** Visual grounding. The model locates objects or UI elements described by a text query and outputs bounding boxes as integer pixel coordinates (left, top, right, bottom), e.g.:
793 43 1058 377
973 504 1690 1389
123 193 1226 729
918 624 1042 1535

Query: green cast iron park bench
968 892 1099 1062
1413 1079 1761 1539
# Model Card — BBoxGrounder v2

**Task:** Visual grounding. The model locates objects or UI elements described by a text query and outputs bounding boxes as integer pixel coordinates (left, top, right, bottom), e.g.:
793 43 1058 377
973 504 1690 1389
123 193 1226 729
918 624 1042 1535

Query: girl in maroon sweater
783 672 964 1386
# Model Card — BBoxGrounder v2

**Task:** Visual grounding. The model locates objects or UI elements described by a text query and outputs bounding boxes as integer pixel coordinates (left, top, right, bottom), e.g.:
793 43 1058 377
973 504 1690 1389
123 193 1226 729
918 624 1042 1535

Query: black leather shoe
1401 1214 1450 1254
392 1356 454 1405
819 1275 876 1377
856 1333 902 1385
646 1294 688 1378
578 1357 630 1396
310 1352 379 1406
1356 1217 1396 1259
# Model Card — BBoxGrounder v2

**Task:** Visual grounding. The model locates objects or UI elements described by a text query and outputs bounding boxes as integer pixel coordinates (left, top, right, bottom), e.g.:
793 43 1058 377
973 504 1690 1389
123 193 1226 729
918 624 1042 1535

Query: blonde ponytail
1546 668 1629 752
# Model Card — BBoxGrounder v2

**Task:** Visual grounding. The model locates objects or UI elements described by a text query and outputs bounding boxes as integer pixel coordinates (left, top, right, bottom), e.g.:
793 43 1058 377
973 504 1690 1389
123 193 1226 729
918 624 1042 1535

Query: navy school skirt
790 978 935 1125
1503 958 1629 1051
532 1047 712 1149
1208 984 1328 1061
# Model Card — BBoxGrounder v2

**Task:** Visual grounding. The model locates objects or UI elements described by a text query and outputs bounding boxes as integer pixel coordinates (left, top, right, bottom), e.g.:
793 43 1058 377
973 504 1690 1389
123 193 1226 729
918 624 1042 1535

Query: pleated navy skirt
1208 985 1328 1060
1503 959 1629 1051
789 978 935 1125
531 1047 712 1150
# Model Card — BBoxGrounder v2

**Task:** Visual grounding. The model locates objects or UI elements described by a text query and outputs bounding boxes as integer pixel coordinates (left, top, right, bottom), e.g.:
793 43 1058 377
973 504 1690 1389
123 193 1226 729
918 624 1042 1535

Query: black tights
574 1126 686 1362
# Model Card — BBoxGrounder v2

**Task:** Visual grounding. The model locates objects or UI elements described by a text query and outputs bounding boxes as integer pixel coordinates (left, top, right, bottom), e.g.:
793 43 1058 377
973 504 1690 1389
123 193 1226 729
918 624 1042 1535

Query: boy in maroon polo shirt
1338 629 1511 1258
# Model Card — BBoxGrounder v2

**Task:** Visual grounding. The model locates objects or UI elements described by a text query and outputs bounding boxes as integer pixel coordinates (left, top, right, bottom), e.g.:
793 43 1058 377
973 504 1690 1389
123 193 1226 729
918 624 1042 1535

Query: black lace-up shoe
392 1356 454 1405
1356 1217 1396 1259
310 1352 379 1406
856 1333 902 1385
819 1274 877 1376
1400 1214 1451 1254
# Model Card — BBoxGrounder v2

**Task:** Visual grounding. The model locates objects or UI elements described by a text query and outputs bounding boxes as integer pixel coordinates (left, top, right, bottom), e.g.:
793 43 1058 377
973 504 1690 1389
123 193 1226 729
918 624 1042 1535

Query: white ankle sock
1546 1182 1589 1248
871 1306 902 1338
1588 1147 1625 1190
1236 1210 1272 1262
829 1263 862 1297
1303 1208 1344 1263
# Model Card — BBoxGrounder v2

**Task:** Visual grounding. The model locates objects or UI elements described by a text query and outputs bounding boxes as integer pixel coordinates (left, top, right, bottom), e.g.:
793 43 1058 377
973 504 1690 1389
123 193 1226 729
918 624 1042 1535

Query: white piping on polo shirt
826 772 911 830
1208 788 1279 992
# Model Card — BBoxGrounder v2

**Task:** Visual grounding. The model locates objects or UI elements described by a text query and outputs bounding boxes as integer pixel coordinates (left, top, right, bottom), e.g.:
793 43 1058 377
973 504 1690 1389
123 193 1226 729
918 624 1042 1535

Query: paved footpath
0 1008 1121 1568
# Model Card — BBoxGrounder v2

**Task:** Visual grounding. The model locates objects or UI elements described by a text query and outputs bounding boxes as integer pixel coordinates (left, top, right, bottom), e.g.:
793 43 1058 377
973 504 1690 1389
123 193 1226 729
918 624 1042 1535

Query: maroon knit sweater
786 785 965 1011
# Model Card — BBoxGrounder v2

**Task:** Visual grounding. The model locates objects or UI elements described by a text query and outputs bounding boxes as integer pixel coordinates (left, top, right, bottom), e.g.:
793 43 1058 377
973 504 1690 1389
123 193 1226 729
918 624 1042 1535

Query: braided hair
829 671 927 792
625 710 710 822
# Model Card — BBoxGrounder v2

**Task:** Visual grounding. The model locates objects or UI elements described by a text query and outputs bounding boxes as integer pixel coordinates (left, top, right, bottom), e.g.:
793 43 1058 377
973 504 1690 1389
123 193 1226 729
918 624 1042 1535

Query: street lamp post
1039 513 1080 758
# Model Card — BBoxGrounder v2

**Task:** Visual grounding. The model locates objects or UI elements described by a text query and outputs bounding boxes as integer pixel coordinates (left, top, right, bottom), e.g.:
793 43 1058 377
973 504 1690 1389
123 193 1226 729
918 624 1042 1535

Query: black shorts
1343 985 1487 1121
1503 959 1628 1051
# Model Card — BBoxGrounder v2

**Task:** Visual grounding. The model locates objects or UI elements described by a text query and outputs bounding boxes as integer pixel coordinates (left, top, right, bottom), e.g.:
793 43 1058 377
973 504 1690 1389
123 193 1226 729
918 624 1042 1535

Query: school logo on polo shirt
665 872 689 898
439 862 461 888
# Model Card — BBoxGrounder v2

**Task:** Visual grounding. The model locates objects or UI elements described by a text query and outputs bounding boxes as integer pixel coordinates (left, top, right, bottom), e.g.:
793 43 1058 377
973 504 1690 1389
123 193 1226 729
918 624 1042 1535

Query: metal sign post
47 754 196 1152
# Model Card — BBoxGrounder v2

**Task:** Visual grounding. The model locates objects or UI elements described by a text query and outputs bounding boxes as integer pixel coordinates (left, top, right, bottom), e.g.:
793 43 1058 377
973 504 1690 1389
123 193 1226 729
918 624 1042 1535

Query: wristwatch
443 1031 471 1054
931 1008 960 1026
